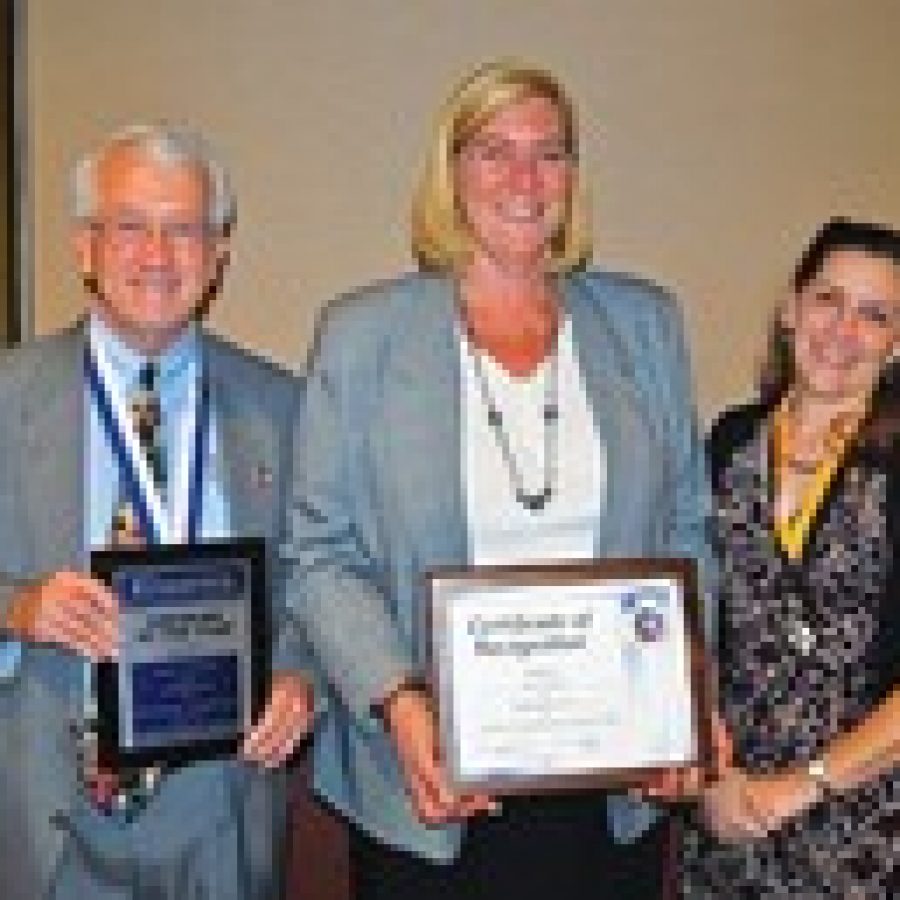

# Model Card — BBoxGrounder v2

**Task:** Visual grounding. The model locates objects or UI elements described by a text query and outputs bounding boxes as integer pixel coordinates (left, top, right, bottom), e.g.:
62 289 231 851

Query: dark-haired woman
682 218 900 896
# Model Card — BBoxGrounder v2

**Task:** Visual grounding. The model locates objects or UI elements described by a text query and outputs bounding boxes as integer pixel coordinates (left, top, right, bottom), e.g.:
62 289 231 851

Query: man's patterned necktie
109 361 167 544
79 361 169 818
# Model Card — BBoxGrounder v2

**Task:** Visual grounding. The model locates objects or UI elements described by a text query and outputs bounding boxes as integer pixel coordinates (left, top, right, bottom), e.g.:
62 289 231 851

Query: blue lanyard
85 344 210 544
187 377 209 542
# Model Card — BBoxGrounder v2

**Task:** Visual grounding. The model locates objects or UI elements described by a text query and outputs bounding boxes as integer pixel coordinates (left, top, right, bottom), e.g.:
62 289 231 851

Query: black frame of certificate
92 538 270 768
427 557 713 794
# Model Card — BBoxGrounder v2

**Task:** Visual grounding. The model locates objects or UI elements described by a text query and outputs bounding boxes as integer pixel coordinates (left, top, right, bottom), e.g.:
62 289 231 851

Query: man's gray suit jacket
0 323 302 900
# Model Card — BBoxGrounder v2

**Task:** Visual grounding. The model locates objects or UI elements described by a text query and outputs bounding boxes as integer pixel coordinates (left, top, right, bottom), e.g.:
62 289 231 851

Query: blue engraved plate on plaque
113 559 252 749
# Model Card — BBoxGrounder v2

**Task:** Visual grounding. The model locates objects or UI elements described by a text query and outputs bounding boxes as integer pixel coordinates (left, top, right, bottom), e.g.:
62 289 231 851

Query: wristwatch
805 757 832 801
369 675 429 726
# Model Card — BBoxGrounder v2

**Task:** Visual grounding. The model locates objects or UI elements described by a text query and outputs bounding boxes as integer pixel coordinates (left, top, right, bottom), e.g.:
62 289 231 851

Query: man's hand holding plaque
6 570 120 661
241 670 315 767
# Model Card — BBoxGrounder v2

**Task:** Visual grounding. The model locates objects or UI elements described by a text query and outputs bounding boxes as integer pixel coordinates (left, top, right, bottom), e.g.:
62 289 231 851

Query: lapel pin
252 463 273 490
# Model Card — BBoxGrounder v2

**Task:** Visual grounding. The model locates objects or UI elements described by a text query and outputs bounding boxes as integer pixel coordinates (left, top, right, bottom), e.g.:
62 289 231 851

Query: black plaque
92 538 269 767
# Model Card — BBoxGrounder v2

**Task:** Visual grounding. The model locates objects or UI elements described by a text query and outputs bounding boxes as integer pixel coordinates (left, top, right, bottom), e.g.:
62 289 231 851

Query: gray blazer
0 323 301 900
280 270 710 862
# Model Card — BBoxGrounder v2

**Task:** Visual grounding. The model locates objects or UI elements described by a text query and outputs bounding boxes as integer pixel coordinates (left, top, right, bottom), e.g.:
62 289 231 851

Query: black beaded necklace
468 341 560 512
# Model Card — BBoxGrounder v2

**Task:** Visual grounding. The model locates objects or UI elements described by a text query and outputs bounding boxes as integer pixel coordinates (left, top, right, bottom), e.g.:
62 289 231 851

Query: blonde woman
279 60 707 899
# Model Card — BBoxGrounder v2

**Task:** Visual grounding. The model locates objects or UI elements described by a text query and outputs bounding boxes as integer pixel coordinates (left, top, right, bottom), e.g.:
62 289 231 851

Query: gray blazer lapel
562 277 655 556
204 337 279 540
384 274 652 567
20 325 85 575
377 278 468 571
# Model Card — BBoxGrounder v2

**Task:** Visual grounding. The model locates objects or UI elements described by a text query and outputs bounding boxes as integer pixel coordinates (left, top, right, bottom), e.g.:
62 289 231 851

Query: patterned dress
681 405 900 898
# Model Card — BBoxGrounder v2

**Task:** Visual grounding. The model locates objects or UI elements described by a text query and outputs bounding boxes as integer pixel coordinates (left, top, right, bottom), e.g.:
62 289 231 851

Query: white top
461 317 606 565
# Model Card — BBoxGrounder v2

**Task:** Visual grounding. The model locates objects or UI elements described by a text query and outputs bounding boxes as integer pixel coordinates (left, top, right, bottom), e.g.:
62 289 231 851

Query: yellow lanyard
771 401 865 560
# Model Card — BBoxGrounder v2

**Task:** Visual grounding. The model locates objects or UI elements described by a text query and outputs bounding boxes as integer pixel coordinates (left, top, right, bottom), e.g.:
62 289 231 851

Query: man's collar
88 314 199 387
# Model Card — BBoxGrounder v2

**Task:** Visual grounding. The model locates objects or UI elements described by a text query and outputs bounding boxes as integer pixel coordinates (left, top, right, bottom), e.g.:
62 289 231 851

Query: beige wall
28 1 900 417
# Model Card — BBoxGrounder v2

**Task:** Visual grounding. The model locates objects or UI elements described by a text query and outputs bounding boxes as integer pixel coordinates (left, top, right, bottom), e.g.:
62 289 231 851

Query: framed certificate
92 538 269 767
428 558 711 794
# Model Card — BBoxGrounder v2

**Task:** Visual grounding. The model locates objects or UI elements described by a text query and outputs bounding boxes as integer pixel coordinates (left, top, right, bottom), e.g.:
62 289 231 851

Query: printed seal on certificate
91 538 269 767
427 558 712 794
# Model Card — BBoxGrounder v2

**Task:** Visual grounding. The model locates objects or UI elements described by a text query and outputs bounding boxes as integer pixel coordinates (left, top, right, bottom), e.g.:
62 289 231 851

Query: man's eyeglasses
90 217 213 249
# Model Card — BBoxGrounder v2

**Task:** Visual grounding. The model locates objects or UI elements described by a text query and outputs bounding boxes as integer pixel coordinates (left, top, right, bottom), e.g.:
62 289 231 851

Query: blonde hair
411 59 592 273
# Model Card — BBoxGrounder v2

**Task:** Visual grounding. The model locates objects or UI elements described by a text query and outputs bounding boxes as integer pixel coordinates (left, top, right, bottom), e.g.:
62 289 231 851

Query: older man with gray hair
0 123 313 899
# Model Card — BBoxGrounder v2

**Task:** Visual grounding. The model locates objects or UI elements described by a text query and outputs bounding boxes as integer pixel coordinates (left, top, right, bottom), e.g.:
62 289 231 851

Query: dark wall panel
0 0 19 346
